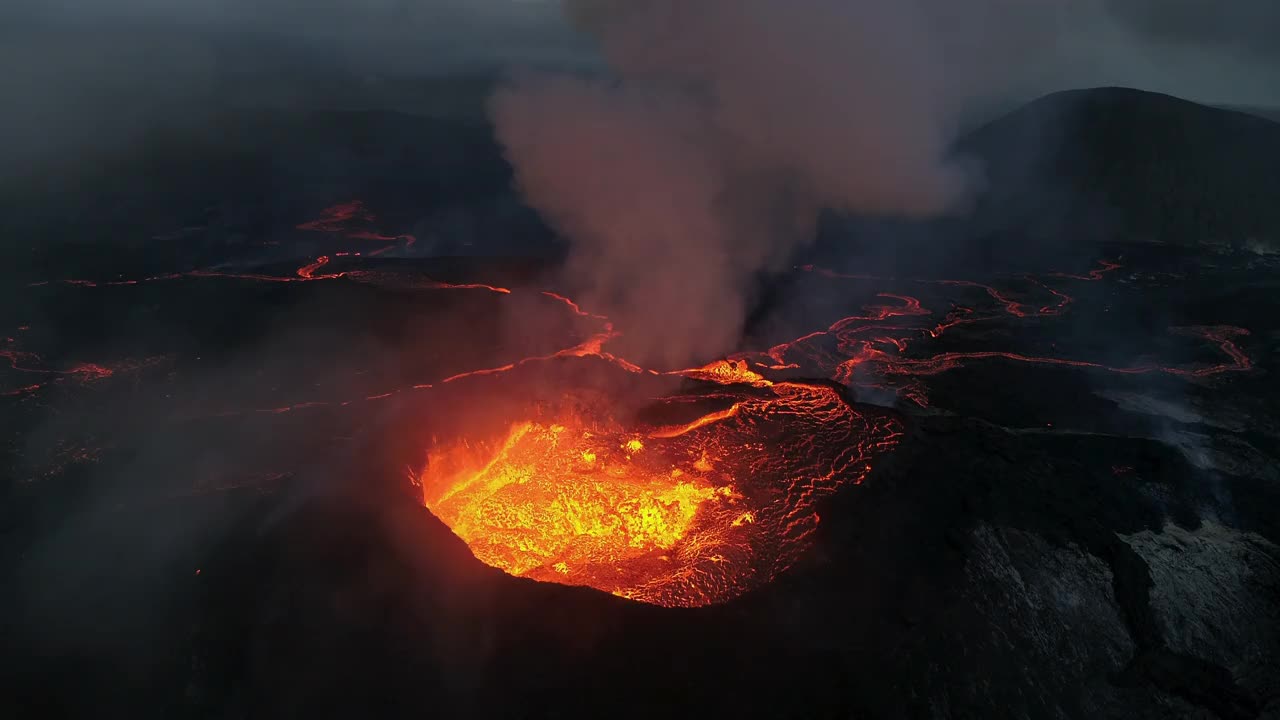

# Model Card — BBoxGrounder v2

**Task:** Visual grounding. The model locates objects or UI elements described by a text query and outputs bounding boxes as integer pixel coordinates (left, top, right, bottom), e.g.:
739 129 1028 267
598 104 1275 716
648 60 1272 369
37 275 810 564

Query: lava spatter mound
418 371 902 608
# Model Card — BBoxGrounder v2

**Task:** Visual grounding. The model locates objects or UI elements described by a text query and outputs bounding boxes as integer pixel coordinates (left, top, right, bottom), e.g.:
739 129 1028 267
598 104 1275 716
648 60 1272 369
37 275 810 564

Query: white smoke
491 0 975 367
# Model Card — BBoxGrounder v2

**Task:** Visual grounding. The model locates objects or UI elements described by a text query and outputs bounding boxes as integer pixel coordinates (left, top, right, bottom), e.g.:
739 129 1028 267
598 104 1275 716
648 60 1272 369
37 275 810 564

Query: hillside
956 87 1280 248
0 107 544 281
1220 105 1280 124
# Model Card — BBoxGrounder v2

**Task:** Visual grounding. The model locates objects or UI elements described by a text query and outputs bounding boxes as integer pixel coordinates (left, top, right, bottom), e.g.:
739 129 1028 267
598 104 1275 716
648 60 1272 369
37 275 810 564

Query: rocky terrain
3 88 1279 718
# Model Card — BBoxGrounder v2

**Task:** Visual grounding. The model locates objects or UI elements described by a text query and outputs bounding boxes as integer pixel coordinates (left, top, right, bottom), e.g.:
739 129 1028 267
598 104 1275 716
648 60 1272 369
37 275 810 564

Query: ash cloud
492 0 972 367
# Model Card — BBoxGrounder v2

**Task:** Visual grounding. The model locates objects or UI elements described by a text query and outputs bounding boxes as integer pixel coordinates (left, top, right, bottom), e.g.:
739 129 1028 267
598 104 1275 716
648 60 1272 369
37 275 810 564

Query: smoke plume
490 0 972 367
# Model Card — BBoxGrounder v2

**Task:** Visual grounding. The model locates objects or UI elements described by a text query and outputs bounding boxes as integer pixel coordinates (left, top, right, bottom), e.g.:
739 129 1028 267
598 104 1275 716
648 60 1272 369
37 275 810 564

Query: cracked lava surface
8 200 1256 608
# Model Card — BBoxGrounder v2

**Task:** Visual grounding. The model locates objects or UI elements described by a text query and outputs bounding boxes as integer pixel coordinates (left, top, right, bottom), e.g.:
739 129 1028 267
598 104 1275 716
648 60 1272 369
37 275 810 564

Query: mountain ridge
954 86 1280 248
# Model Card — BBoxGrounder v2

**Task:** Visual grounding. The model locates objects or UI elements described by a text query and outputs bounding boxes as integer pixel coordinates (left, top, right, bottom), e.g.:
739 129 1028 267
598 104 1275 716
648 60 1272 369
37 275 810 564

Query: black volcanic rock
956 87 1280 249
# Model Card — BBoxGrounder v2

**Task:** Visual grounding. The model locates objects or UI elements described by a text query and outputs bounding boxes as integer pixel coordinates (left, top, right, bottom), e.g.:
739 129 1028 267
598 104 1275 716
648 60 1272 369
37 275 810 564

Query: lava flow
15 197 1258 609
413 260 1252 607
297 199 418 248
418 362 902 608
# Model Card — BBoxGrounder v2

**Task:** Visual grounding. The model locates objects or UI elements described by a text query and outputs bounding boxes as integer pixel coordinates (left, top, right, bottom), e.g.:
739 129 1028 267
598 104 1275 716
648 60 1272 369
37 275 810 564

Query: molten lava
424 420 723 578
419 370 902 608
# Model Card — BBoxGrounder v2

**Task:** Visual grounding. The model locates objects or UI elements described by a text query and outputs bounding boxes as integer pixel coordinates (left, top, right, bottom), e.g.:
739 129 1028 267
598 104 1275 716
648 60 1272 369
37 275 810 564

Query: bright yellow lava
421 420 725 580
418 373 903 607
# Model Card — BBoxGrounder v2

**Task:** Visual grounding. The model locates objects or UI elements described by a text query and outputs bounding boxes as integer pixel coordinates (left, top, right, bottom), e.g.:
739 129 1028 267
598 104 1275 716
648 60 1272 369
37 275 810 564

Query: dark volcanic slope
1220 105 1280 125
0 107 543 283
956 87 1280 249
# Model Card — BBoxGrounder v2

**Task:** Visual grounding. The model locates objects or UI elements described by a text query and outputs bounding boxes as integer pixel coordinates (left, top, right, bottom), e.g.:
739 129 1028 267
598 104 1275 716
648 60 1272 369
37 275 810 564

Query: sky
2 0 1277 105
2 0 1276 177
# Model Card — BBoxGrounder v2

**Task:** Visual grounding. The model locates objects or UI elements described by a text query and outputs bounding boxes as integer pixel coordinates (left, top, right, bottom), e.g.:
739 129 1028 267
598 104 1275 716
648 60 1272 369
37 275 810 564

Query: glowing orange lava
423 420 723 577
418 369 902 608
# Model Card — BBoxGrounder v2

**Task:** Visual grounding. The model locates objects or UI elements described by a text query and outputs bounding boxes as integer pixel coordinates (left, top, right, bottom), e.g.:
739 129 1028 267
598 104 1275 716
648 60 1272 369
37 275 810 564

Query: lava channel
417 366 902 608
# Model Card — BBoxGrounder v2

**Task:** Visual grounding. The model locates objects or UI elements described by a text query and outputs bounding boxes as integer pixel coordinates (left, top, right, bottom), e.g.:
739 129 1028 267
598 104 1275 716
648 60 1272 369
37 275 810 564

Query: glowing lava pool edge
418 368 902 608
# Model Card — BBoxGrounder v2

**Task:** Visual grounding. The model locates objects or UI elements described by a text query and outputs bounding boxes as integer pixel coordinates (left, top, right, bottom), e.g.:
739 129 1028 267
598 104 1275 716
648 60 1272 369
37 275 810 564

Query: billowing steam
490 0 972 367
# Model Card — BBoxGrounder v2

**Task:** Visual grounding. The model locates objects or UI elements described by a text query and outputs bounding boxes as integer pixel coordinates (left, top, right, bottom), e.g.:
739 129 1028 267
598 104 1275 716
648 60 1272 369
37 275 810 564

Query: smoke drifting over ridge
5 0 1277 189
491 0 973 367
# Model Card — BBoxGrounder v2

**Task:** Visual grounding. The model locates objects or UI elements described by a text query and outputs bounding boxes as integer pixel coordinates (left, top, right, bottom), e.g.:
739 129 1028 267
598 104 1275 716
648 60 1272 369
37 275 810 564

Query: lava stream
34 255 510 295
2 348 163 397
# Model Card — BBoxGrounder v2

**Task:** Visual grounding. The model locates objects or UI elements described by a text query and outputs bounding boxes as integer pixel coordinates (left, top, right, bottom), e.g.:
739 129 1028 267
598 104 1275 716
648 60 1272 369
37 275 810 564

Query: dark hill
4 108 506 238
956 87 1280 248
1219 105 1280 124
0 107 548 281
